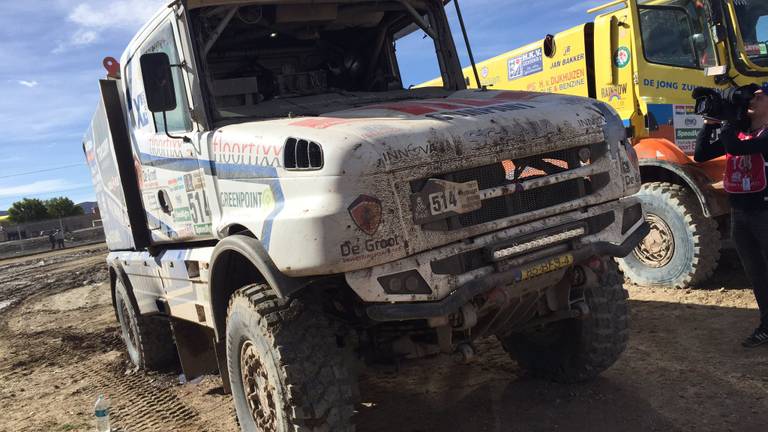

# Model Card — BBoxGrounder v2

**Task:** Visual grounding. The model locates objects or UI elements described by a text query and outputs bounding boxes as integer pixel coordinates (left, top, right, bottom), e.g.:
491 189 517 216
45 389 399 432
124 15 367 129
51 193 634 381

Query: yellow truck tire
617 182 720 288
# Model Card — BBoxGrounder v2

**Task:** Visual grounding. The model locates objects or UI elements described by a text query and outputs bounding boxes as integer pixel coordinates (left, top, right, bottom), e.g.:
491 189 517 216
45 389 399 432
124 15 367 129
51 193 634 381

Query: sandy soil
0 246 766 432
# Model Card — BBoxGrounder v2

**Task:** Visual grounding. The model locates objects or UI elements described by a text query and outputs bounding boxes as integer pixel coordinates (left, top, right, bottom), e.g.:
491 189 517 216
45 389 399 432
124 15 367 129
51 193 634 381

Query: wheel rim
116 292 140 363
633 213 675 268
240 341 279 431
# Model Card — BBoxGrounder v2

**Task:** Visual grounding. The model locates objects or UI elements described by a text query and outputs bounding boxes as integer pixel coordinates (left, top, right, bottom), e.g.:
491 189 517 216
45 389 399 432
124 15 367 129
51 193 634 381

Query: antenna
453 0 483 90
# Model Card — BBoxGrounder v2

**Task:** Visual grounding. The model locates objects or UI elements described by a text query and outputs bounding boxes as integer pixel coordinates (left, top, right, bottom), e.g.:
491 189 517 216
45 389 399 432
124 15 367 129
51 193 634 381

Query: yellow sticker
520 254 574 281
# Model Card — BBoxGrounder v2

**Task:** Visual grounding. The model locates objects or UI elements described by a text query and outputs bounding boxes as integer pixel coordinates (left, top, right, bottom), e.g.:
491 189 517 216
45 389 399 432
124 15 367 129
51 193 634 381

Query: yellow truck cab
423 0 768 288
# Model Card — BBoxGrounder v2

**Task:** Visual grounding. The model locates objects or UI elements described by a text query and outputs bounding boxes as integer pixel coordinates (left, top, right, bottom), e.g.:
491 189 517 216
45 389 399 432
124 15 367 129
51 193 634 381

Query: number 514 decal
187 191 211 224
411 179 482 224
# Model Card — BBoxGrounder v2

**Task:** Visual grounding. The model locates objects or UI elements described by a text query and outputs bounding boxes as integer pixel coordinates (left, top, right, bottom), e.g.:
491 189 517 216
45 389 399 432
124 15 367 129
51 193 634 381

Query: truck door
124 14 213 243
629 0 721 155
593 7 640 124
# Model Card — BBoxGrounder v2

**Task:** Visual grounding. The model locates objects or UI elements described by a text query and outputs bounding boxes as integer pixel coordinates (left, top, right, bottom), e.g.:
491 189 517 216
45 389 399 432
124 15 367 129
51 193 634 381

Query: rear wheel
500 258 628 383
114 277 177 370
226 284 355 432
617 182 720 288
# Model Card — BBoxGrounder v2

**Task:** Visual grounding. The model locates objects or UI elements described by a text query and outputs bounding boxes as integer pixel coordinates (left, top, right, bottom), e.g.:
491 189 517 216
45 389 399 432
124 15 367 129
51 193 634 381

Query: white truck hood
212 89 618 177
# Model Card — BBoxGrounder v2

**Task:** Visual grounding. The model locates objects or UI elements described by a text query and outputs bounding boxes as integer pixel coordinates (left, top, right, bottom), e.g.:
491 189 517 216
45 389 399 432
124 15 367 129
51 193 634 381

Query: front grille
457 178 585 228
430 211 615 276
412 146 599 231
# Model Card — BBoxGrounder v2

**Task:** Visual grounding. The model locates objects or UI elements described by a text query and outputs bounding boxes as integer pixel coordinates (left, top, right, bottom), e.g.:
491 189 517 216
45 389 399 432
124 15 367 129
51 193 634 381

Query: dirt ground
1 244 767 432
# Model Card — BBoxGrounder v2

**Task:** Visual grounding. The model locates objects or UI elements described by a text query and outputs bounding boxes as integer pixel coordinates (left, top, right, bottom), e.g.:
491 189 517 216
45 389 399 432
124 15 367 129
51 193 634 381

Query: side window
395 29 442 89
639 6 715 69
758 16 768 42
141 23 191 133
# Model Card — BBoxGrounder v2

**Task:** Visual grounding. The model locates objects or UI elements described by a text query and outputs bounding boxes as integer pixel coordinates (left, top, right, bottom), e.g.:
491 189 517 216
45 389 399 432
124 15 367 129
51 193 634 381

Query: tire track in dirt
0 249 214 432
0 246 107 311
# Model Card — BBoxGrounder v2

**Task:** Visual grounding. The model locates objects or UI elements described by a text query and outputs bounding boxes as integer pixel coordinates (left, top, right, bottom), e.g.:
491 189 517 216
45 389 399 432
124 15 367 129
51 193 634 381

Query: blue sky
0 0 604 211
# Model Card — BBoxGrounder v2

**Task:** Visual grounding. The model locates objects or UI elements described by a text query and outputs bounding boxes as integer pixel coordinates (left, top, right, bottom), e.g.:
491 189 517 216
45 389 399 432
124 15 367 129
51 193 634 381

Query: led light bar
492 227 586 261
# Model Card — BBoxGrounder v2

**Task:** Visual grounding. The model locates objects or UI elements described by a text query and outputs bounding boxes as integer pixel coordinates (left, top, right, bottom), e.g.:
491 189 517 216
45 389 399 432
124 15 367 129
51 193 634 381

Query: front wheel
226 284 355 432
499 258 628 383
617 182 720 288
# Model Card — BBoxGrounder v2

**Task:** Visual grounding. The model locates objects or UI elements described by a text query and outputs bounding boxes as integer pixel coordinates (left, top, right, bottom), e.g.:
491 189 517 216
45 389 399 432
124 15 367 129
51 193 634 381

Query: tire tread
227 284 354 432
618 181 720 288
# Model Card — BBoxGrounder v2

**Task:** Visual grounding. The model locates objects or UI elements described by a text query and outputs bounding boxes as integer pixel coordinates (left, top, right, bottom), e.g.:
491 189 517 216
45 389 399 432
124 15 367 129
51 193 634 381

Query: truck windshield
190 1 452 121
733 0 768 67
638 0 718 69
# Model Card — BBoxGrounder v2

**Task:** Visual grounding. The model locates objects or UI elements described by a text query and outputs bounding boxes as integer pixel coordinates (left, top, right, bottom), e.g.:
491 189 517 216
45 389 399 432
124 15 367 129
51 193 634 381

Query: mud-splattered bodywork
93 88 643 314
205 90 639 278
87 1 644 347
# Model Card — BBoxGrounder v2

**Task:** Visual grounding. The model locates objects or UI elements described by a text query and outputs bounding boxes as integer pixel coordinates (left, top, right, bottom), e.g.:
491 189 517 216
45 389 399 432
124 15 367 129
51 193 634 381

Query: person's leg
732 209 768 346
748 209 768 331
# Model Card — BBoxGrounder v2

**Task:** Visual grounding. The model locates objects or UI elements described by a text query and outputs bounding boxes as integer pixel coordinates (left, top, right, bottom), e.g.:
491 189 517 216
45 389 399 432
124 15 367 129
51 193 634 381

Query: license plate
411 179 482 224
515 254 574 281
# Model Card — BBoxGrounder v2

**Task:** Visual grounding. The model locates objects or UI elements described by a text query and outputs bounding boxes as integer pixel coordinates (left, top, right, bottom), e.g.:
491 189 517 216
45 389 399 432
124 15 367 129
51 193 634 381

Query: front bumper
365 222 648 322
344 197 647 319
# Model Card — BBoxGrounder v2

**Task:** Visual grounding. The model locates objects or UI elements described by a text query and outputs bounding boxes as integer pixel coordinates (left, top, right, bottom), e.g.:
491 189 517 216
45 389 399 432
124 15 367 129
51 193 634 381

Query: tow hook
572 301 590 319
455 343 476 363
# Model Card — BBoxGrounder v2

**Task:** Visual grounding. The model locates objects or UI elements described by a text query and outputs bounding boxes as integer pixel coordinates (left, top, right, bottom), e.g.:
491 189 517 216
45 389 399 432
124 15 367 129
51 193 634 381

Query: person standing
48 231 56 250
55 229 65 249
695 84 768 347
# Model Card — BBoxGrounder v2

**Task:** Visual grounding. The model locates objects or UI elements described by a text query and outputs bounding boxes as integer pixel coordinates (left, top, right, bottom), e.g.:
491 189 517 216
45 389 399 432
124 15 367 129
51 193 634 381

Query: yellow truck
424 0 768 288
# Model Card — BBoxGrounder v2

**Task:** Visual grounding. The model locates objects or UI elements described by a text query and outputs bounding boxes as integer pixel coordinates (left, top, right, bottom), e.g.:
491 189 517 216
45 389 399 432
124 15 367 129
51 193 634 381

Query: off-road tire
226 284 355 432
500 259 628 383
617 182 720 288
114 277 178 370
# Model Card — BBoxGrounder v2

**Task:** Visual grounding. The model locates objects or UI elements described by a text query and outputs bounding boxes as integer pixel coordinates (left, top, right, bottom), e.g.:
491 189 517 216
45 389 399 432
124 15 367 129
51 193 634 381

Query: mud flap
170 319 230 393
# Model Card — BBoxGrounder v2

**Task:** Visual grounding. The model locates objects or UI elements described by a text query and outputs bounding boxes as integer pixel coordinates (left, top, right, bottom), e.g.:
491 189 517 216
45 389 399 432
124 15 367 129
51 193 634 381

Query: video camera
692 84 761 129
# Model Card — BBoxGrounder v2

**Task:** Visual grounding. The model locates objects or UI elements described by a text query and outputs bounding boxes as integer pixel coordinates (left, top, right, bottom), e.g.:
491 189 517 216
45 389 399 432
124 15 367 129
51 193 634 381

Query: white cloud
69 1 163 30
71 29 98 46
17 80 38 88
54 0 165 53
0 179 85 198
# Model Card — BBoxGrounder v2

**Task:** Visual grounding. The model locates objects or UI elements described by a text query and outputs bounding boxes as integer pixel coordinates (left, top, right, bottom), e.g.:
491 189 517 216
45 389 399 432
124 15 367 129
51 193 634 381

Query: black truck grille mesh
412 147 592 230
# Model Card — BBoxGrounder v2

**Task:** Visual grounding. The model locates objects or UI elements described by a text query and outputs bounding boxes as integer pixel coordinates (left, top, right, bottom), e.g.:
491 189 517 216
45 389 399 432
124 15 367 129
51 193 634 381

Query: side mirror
691 33 707 53
140 52 177 113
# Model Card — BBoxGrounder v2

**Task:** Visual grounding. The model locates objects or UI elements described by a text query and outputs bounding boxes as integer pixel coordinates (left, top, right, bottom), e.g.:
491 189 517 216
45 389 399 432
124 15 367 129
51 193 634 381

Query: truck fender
207 234 314 340
638 159 729 218
633 138 692 166
107 260 155 321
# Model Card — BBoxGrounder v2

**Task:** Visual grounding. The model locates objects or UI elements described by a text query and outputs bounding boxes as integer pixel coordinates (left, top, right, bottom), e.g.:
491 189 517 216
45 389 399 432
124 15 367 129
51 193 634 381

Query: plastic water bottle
94 394 111 432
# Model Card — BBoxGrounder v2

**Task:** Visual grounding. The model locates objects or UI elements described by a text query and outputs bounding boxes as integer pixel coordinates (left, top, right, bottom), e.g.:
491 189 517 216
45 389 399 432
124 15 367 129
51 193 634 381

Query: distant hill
77 202 98 214
0 210 7 216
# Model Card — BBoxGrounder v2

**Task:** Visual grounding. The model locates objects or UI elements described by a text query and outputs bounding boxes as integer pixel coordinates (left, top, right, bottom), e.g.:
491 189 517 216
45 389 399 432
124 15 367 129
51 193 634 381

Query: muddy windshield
733 0 768 67
637 0 718 69
190 1 455 121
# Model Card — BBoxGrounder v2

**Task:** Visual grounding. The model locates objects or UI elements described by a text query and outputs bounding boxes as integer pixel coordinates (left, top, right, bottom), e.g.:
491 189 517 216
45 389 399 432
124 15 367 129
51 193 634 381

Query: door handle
158 189 173 214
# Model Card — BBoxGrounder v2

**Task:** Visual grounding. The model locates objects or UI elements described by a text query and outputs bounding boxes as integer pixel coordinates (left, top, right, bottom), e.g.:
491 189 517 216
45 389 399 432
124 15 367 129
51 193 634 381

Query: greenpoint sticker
614 46 631 68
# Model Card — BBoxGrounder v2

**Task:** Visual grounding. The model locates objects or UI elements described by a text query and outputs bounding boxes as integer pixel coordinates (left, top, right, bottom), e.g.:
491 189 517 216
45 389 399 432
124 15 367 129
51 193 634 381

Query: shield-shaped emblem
348 195 382 236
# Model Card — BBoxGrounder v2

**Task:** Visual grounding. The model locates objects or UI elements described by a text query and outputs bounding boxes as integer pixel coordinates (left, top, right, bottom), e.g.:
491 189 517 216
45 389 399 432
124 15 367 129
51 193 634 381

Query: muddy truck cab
83 1 648 430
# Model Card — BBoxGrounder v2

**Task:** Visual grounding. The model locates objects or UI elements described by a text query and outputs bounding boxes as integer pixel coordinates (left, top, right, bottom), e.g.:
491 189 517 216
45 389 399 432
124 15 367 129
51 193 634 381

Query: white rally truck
84 1 649 430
